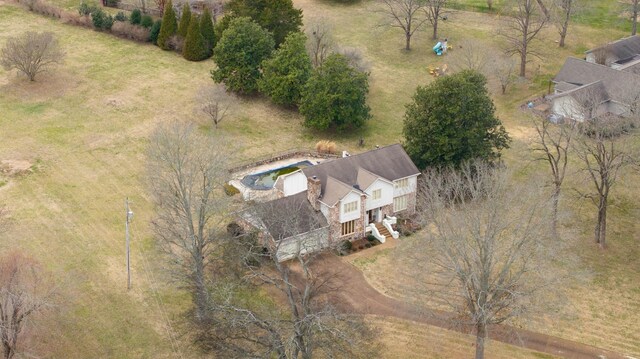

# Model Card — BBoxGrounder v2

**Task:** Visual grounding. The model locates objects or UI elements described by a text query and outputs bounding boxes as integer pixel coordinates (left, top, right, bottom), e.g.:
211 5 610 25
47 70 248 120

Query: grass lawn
0 0 638 357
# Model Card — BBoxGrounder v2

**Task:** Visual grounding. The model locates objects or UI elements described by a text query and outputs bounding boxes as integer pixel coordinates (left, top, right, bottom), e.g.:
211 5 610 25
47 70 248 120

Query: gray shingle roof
247 192 328 240
586 35 640 61
321 176 360 207
301 144 420 205
553 58 640 104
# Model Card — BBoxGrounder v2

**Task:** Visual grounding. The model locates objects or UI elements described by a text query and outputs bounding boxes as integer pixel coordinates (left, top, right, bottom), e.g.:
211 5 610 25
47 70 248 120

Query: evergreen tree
299 54 370 131
199 7 216 55
258 32 312 107
219 0 302 47
130 8 141 25
183 14 208 61
149 19 162 44
177 3 191 38
402 70 511 169
157 0 177 50
211 17 274 94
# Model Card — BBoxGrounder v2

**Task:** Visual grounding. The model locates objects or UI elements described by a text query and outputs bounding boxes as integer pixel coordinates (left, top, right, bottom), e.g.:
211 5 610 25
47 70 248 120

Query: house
549 57 640 121
239 144 421 261
585 35 640 68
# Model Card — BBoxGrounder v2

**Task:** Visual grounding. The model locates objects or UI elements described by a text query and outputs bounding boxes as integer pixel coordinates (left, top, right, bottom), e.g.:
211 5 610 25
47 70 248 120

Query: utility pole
125 197 133 290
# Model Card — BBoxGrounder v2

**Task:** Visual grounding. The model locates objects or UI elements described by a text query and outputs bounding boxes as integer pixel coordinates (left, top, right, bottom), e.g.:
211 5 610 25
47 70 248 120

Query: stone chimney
307 176 321 210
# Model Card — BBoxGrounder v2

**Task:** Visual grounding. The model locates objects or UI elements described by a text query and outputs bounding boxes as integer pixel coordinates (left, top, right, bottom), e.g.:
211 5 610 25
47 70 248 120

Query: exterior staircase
374 223 392 241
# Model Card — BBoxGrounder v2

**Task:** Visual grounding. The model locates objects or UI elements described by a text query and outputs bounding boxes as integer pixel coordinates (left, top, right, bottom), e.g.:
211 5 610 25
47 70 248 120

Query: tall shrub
141 14 153 28
300 54 371 131
157 0 177 50
177 3 191 38
258 32 312 107
149 19 162 44
199 7 215 55
183 14 208 61
130 8 141 24
211 17 274 94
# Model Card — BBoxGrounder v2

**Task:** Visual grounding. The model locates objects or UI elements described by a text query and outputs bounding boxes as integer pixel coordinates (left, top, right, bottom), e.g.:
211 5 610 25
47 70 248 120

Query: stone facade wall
307 177 321 210
406 190 417 215
379 203 394 220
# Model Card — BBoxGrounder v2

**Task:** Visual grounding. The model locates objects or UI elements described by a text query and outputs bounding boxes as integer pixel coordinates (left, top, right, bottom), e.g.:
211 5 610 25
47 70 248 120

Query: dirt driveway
315 254 626 359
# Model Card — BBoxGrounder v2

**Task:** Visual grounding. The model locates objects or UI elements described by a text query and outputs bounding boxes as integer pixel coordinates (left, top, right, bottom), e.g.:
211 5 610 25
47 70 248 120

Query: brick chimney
307 176 321 210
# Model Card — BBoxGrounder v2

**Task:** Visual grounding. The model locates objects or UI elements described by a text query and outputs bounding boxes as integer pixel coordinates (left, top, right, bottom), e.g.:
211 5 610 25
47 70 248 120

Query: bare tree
305 20 335 68
196 85 236 129
531 115 576 237
0 32 64 82
377 0 430 51
147 121 231 323
573 116 638 249
0 251 54 359
495 56 517 94
552 0 582 47
154 0 166 13
336 46 371 73
424 0 449 40
410 161 560 359
590 44 612 65
454 39 490 74
620 0 640 35
205 197 378 358
500 0 548 77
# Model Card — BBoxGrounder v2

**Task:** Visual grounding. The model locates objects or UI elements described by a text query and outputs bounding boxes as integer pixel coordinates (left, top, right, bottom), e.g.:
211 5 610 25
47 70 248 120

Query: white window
394 195 408 212
372 189 381 200
395 178 409 189
343 201 358 213
341 220 356 236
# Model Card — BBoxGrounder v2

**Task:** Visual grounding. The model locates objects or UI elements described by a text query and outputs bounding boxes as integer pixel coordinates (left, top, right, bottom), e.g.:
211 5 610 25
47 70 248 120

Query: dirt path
318 254 626 359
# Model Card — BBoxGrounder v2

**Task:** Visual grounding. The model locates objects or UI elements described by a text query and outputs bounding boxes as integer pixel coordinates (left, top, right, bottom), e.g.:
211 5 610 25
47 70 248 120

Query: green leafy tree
130 8 141 25
211 17 274 94
199 8 216 55
258 32 312 107
157 0 177 49
299 54 371 131
402 69 511 169
183 14 208 61
220 0 302 46
177 3 191 37
149 19 162 44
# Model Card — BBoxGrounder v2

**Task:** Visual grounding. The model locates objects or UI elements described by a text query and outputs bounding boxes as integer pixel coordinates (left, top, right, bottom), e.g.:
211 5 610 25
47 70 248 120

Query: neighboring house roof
553 57 640 104
555 81 610 109
301 144 420 202
586 35 640 61
244 192 328 241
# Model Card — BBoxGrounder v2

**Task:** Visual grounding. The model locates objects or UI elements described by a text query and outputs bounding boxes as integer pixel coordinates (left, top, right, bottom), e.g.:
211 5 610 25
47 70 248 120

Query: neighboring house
549 57 640 121
239 144 421 261
585 35 640 68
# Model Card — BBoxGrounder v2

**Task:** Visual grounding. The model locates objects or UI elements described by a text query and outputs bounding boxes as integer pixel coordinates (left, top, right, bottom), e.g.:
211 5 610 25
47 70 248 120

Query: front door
367 208 378 224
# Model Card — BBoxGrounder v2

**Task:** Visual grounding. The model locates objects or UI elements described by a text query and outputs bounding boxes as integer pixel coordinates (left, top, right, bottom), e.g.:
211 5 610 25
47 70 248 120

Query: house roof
553 57 640 104
356 167 383 191
301 144 420 205
620 57 640 75
246 192 328 241
586 35 640 61
321 176 361 207
554 81 580 93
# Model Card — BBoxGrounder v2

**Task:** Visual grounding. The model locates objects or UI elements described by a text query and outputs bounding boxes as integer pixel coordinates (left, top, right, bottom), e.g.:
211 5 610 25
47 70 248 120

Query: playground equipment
428 64 448 77
433 38 448 56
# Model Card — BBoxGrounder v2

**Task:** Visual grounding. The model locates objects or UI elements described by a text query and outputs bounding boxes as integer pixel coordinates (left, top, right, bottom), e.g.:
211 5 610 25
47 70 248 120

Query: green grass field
0 0 638 357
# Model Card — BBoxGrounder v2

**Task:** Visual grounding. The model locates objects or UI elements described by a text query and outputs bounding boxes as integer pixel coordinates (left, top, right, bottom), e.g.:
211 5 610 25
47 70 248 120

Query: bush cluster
91 8 114 31
111 21 150 42
114 11 127 22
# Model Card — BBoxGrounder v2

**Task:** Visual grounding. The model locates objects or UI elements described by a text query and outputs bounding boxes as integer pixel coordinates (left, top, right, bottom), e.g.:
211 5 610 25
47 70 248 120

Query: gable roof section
301 144 420 201
554 57 640 104
551 81 610 107
356 167 384 191
620 57 640 75
245 192 328 241
321 176 361 207
586 35 640 61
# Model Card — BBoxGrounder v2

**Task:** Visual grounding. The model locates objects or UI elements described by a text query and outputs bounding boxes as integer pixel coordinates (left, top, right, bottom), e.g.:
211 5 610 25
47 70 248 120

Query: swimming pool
240 161 313 190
